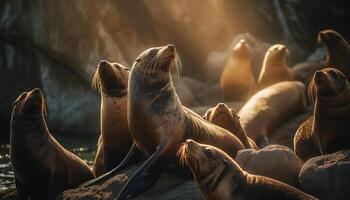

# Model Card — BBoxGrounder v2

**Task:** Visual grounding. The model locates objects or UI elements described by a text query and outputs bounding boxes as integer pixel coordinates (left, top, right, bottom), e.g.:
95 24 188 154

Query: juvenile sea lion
178 139 317 200
96 44 244 199
258 44 294 89
239 81 307 146
220 39 256 101
10 89 94 200
318 29 350 77
294 68 350 161
203 103 257 149
91 60 133 176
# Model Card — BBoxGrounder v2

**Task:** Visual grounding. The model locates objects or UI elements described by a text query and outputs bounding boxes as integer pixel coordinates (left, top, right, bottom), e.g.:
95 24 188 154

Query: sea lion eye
135 58 141 63
203 148 214 159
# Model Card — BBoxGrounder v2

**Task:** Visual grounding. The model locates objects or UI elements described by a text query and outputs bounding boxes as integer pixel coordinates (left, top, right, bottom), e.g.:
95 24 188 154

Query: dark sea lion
10 88 94 200
294 68 350 161
91 60 133 176
258 44 294 89
238 81 307 146
220 39 256 101
203 103 257 149
109 44 244 199
178 139 317 200
318 29 350 77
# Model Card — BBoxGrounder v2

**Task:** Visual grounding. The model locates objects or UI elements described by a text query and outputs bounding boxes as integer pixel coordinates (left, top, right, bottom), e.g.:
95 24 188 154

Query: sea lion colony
8 29 350 200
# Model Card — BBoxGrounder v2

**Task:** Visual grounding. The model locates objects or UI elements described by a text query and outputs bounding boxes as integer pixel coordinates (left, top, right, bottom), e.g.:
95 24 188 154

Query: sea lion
220 39 256 101
10 88 94 200
238 81 307 146
91 60 133 176
318 29 350 78
178 139 317 200
294 68 350 161
235 145 304 188
95 44 243 199
203 103 257 149
258 44 294 89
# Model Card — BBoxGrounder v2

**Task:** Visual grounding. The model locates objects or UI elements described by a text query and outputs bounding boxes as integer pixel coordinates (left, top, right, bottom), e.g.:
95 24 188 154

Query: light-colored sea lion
258 44 295 89
239 81 307 146
318 29 350 78
220 39 256 101
203 103 257 149
97 44 244 199
235 145 304 188
10 89 94 200
178 139 317 200
91 60 133 177
294 68 350 161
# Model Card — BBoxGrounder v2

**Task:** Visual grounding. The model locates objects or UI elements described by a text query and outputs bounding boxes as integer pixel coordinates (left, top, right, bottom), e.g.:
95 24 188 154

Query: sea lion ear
203 109 212 120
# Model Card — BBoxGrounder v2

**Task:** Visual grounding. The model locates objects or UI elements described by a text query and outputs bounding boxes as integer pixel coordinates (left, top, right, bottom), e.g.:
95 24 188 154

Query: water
0 137 97 191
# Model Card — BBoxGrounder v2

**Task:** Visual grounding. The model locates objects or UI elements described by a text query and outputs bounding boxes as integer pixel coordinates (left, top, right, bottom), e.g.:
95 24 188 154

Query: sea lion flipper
117 145 164 200
80 142 144 188
15 178 29 200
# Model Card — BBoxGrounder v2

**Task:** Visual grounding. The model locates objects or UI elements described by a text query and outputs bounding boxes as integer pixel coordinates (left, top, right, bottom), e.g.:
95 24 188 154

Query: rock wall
1 0 349 140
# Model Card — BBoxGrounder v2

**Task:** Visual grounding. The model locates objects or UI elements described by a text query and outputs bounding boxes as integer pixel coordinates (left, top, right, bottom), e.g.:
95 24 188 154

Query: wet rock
299 150 350 200
56 163 201 200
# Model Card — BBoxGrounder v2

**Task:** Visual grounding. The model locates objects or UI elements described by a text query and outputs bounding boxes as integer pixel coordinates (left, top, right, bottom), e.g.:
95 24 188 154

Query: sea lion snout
159 44 176 59
314 70 328 84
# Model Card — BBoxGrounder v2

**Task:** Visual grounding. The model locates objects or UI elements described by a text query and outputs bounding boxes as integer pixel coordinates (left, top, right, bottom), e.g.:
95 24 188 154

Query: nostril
167 44 175 51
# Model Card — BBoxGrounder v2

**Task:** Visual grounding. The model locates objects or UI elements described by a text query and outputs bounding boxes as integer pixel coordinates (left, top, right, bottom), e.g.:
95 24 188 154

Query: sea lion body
318 29 350 78
91 60 132 176
203 103 257 149
117 45 244 199
10 89 94 200
238 81 307 145
220 40 256 101
294 68 350 161
178 139 317 200
258 44 294 89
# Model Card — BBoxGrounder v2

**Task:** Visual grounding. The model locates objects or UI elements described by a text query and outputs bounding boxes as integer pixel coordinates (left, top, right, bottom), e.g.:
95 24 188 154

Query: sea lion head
318 29 347 49
92 60 129 97
178 139 245 196
231 39 250 59
203 103 241 133
12 88 46 119
131 44 181 80
308 68 350 105
263 44 288 66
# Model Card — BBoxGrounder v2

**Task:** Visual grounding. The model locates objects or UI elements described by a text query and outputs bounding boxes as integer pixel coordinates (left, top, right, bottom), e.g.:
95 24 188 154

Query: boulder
299 150 350 200
236 144 304 188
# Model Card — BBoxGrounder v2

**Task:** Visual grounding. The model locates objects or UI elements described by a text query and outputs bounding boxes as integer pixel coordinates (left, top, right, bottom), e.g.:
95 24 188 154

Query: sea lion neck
11 113 47 136
129 68 172 100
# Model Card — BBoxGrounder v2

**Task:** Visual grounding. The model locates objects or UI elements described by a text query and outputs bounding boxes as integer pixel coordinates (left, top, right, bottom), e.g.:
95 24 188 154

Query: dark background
1 0 349 141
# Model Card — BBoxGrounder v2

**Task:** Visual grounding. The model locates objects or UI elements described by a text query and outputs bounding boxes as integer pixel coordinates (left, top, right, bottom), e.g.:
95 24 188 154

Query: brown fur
128 45 245 162
178 140 317 200
294 68 350 161
203 103 257 149
239 81 307 145
258 44 294 89
91 60 133 176
10 89 94 200
220 40 256 101
318 29 350 78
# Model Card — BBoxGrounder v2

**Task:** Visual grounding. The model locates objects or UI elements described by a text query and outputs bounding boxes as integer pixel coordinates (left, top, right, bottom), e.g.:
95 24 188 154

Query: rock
56 163 202 200
299 150 350 200
235 144 304 188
